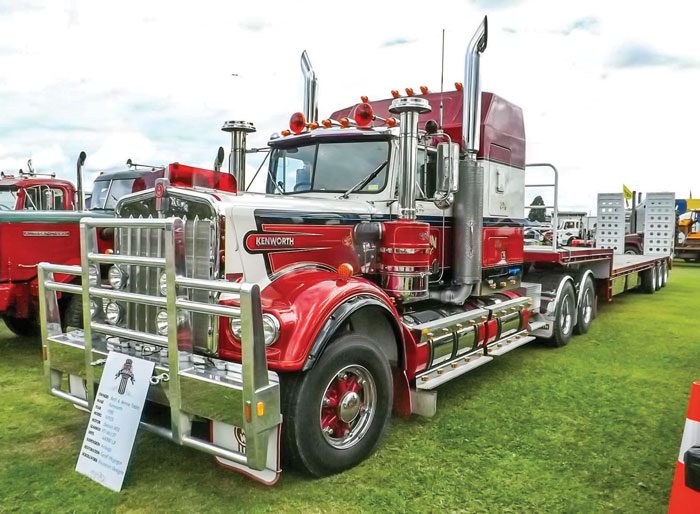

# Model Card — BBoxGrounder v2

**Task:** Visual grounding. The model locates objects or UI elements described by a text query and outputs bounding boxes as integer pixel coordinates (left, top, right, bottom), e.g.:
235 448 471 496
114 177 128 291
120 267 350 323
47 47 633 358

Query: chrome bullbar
37 217 281 472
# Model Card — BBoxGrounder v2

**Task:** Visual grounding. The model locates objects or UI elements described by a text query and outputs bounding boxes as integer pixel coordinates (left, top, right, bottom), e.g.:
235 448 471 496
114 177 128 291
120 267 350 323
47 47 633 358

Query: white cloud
0 0 698 210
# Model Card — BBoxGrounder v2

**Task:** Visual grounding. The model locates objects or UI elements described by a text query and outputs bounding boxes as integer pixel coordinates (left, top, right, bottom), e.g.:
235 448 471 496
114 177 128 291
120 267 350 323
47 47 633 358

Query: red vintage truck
38 17 673 484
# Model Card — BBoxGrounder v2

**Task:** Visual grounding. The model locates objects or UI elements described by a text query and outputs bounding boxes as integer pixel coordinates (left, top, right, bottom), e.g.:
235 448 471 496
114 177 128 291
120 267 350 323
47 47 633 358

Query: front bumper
38 217 282 483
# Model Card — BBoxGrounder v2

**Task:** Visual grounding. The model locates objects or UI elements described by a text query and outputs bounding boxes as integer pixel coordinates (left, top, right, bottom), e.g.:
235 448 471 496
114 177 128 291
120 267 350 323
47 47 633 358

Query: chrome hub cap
582 289 593 324
319 365 376 450
561 298 572 334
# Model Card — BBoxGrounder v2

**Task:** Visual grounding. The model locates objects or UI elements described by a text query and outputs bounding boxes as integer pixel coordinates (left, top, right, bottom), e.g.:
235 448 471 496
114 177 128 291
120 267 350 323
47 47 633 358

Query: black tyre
574 276 595 335
281 333 393 477
2 315 39 337
660 261 669 288
624 246 640 255
654 264 663 291
547 281 576 347
641 266 656 294
61 295 84 331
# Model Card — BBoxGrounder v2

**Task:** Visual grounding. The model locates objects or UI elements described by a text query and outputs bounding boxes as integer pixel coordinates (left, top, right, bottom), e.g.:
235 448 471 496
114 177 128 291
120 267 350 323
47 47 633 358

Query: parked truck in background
37 17 674 484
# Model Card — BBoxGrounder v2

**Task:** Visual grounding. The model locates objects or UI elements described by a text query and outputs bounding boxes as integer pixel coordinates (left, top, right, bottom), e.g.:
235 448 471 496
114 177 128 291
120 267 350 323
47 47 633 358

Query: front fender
218 269 404 372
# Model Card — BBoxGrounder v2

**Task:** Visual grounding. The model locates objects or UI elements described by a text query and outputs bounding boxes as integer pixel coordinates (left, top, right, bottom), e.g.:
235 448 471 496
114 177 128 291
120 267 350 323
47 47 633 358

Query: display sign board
76 352 154 492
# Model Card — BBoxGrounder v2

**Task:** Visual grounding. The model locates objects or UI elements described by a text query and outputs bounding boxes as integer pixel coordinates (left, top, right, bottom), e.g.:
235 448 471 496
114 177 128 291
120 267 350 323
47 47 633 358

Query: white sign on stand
76 352 154 492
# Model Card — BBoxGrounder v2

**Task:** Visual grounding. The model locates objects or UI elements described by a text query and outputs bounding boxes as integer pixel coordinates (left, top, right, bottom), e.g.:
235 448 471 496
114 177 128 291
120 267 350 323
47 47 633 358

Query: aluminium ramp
596 193 625 254
643 192 675 256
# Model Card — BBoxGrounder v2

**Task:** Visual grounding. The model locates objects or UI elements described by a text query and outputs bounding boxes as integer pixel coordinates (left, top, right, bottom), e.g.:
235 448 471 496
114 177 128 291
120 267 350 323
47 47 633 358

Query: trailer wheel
2 315 39 337
655 263 663 291
574 276 595 335
660 261 669 288
547 282 576 347
281 333 392 476
641 266 656 294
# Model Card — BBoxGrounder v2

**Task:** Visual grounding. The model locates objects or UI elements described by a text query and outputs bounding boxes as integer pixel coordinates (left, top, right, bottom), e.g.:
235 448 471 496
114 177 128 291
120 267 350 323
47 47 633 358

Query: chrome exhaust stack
221 121 256 190
76 151 87 210
389 97 431 220
300 51 318 123
432 16 488 305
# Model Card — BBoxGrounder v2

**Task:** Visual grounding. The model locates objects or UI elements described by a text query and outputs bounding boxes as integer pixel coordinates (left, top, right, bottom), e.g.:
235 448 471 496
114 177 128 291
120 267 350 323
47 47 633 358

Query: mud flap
212 421 282 485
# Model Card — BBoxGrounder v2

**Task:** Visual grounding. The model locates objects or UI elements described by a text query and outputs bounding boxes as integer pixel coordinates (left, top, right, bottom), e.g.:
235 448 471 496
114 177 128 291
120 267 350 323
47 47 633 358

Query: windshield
266 140 390 194
0 187 18 210
91 178 135 209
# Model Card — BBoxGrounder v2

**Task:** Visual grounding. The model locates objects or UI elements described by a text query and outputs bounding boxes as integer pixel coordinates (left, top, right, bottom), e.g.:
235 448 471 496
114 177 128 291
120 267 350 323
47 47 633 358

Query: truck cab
0 172 77 212
88 168 162 211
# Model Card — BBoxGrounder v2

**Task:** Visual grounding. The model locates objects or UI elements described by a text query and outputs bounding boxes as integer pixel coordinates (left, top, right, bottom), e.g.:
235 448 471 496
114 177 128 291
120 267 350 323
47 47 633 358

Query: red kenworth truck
38 17 673 484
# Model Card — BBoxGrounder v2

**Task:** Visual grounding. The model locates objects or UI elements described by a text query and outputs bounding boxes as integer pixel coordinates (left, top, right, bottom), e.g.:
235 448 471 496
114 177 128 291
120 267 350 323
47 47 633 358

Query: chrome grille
116 215 218 353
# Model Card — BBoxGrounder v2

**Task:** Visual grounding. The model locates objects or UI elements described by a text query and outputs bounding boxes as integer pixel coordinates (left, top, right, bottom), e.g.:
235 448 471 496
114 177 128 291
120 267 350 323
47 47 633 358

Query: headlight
229 312 280 346
156 310 169 336
108 265 127 289
105 302 123 325
262 314 280 346
159 272 168 296
88 266 99 287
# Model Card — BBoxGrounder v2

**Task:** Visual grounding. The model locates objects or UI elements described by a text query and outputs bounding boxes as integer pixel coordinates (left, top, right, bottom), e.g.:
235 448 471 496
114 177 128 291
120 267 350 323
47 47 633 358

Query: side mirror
433 142 459 209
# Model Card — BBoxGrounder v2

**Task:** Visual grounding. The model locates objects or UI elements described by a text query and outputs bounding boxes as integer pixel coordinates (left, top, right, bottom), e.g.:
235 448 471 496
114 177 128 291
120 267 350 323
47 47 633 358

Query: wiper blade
340 160 388 199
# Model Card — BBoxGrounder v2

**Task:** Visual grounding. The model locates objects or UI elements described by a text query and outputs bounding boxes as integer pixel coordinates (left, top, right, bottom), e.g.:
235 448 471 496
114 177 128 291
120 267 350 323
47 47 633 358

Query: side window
23 187 39 210
416 149 438 199
50 188 64 210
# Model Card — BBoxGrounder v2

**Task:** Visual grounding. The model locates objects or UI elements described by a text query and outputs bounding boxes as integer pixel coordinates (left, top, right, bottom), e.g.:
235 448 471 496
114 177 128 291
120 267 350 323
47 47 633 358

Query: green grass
2 263 700 513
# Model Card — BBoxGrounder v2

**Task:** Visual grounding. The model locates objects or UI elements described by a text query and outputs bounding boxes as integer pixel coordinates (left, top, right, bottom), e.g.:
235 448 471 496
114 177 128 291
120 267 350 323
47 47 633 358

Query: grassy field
1 263 699 513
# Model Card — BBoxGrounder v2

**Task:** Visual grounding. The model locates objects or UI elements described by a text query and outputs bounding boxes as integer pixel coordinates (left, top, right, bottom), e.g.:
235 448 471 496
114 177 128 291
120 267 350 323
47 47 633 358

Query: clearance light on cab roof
386 117 398 127
405 87 415 96
420 85 430 94
354 102 374 127
391 89 400 98
321 119 333 128
281 130 291 137
339 117 351 128
289 112 307 134
455 82 464 91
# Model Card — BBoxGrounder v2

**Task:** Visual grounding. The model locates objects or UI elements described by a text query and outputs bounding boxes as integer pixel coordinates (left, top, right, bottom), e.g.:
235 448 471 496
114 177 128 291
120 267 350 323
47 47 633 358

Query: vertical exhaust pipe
389 97 431 220
432 16 488 305
221 121 256 190
300 51 318 123
76 151 87 210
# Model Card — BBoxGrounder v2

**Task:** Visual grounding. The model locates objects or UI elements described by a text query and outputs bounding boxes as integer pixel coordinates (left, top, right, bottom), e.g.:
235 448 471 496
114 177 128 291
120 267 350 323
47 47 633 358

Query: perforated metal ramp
643 192 675 256
596 193 625 254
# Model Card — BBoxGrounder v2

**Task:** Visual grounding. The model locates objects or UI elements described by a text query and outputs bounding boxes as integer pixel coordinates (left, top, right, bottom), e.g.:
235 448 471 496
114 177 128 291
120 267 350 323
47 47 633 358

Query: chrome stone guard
37 217 281 472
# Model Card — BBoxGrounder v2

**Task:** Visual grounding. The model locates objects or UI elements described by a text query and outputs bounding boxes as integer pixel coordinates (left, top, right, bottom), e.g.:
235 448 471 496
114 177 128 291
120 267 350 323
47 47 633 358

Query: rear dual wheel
1 315 39 337
547 282 576 347
641 266 657 294
281 333 392 477
574 276 596 335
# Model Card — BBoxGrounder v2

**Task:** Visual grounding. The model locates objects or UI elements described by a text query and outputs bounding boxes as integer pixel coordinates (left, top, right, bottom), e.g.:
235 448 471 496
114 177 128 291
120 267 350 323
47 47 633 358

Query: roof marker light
281 129 291 137
391 89 400 98
455 82 463 91
386 117 398 128
289 112 307 134
339 117 351 128
360 95 369 103
420 85 429 95
405 87 415 96
309 121 319 130
354 102 374 127
321 119 333 128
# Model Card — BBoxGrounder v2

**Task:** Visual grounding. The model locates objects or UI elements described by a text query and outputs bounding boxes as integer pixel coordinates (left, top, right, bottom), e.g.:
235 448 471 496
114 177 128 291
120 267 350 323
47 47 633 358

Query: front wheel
281 333 393 476
2 315 39 337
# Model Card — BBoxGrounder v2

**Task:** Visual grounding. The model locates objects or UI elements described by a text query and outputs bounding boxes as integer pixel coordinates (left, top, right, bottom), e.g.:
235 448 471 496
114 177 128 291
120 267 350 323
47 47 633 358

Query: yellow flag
623 184 633 201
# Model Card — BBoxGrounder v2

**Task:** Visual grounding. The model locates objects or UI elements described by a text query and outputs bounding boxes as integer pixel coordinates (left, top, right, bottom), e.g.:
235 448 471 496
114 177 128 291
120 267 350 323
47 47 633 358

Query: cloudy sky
0 0 698 212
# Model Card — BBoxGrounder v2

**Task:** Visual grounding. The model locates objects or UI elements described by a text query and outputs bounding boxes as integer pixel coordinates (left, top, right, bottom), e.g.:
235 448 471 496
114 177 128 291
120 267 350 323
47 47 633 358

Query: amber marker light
405 87 415 96
386 117 398 127
321 119 333 128
309 121 319 130
360 95 369 103
420 85 429 95
391 89 400 98
338 263 354 279
339 117 351 128
281 129 291 137
455 82 463 91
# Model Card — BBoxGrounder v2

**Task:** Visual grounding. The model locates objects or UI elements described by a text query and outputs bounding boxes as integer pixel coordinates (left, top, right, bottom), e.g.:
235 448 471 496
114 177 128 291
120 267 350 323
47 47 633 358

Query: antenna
439 29 445 129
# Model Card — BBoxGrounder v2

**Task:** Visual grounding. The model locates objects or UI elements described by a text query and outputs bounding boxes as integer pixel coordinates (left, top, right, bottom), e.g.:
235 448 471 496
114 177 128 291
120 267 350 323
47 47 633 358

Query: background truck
675 199 700 262
38 17 674 485
0 155 161 336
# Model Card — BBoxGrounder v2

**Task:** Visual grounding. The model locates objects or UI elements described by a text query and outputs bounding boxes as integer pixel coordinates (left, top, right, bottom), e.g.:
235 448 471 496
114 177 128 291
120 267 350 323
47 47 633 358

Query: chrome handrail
525 162 560 251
